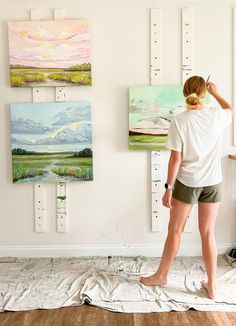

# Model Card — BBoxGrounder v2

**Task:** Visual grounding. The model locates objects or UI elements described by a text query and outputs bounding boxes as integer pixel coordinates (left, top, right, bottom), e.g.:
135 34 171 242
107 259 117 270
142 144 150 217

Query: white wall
0 0 236 257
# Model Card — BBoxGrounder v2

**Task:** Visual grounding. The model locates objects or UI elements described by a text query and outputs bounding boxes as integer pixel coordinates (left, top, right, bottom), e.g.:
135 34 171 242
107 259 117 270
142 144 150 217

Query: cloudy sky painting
11 102 93 184
8 20 91 68
11 102 92 152
8 20 92 87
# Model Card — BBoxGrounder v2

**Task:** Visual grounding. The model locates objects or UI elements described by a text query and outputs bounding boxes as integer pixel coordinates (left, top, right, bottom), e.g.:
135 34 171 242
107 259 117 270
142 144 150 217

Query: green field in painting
128 134 168 151
12 154 93 183
10 68 92 87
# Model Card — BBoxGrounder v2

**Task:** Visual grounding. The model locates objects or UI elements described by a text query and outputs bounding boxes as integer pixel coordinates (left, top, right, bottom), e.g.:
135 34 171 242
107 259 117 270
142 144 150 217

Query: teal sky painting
129 85 186 150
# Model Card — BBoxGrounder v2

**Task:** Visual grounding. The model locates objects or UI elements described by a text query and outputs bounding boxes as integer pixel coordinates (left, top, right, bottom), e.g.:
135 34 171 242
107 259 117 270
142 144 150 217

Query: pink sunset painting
8 19 92 87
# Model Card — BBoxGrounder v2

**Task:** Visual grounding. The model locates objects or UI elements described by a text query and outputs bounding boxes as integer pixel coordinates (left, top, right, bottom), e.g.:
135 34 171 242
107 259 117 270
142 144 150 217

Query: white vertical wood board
151 151 163 231
30 9 42 21
54 8 66 19
34 184 46 232
32 88 42 103
56 87 66 102
182 8 193 233
56 183 68 232
150 9 161 85
54 8 68 232
30 9 46 233
150 9 163 232
182 8 193 84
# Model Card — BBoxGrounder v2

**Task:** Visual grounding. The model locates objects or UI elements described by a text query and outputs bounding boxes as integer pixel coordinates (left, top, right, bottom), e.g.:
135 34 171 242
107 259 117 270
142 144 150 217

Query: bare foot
201 280 217 299
139 273 167 286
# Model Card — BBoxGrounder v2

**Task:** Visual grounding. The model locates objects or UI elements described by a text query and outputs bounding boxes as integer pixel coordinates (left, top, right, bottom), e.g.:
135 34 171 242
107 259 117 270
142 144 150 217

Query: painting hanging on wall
129 85 187 150
8 20 92 87
11 102 93 183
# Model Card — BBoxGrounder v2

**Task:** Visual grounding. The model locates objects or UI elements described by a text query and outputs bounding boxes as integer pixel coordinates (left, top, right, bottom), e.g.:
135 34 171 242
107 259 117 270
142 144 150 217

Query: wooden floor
0 305 236 326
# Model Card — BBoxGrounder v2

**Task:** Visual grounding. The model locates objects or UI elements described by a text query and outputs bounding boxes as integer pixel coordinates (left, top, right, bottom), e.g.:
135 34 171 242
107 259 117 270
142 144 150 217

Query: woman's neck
188 103 204 110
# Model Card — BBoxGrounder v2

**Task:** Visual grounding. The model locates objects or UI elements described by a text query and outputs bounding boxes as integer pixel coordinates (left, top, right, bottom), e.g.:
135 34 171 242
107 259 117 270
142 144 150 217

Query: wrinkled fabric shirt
167 107 232 187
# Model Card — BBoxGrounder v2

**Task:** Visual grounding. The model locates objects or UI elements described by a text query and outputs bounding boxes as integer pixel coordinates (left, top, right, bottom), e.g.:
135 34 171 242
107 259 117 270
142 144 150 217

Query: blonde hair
183 76 207 109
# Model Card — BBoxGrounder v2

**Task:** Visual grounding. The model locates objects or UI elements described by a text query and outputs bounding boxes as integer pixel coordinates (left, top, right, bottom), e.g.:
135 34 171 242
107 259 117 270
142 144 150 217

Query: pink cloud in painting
8 20 91 68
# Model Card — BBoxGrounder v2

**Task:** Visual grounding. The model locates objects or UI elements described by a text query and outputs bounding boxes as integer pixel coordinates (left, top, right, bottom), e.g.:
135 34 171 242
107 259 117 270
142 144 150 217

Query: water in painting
11 102 93 183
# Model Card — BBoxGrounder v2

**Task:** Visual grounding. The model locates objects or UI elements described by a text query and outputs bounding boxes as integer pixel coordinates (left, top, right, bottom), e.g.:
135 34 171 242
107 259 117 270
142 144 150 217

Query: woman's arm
162 150 182 209
207 82 234 115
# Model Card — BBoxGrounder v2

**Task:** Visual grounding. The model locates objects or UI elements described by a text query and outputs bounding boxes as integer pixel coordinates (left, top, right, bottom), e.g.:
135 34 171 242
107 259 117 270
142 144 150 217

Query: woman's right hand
207 82 233 111
162 190 172 209
207 82 218 97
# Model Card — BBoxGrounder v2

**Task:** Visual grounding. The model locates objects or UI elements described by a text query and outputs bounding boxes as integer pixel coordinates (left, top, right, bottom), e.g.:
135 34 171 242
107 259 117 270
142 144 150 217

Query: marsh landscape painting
11 102 93 183
129 85 186 150
8 20 92 87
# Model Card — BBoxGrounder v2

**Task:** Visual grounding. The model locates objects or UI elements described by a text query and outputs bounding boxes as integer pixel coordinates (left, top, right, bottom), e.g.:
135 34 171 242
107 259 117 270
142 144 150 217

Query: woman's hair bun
186 93 200 106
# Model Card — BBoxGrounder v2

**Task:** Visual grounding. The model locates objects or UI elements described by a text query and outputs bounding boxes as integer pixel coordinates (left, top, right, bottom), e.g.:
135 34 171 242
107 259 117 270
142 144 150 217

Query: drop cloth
0 254 235 313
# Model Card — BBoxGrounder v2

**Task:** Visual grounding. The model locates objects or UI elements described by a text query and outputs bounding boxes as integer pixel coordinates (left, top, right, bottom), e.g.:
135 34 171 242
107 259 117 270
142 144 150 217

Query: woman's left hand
162 190 173 209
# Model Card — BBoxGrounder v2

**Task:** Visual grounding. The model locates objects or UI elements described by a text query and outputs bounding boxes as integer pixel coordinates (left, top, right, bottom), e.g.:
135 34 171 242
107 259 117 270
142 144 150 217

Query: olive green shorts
172 179 222 204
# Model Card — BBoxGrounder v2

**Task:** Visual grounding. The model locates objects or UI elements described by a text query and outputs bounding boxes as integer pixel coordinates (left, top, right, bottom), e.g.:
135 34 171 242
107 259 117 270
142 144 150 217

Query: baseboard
0 243 235 258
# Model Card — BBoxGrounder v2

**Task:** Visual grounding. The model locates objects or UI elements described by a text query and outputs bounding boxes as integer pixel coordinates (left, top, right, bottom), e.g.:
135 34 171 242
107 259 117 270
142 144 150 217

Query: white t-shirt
166 107 232 187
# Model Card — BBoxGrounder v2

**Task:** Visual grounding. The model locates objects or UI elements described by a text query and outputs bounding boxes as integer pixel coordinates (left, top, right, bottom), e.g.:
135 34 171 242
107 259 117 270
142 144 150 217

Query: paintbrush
206 75 210 84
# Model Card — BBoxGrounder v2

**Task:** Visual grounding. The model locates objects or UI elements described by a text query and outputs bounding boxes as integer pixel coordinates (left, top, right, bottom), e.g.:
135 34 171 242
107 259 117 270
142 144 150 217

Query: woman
140 76 234 300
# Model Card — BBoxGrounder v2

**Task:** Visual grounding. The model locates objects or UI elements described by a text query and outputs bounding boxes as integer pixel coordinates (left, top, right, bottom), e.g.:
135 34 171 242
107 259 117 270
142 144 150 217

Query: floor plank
211 311 235 326
227 312 236 325
61 305 134 326
0 306 236 326
133 311 190 326
186 310 235 326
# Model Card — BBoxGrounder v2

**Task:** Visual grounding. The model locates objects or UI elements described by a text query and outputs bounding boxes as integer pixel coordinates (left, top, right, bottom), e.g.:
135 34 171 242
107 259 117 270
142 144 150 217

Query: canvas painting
11 102 93 183
8 20 92 87
129 85 188 150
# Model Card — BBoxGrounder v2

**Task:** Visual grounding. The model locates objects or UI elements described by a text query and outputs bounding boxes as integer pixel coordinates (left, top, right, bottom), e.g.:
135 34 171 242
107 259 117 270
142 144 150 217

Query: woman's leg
140 197 193 286
198 202 220 299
